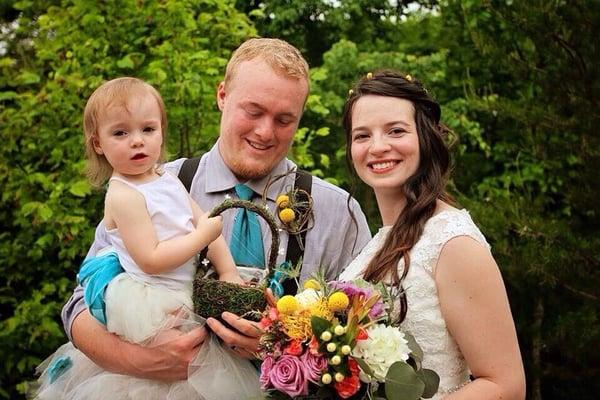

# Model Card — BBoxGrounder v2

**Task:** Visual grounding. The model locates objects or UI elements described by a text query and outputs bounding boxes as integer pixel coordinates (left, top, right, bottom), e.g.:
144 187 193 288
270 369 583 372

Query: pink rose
269 355 308 397
301 351 328 383
260 356 274 389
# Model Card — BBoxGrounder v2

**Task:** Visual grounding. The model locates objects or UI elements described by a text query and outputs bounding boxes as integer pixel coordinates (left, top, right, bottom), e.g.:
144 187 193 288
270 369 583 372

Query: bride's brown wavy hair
342 70 453 322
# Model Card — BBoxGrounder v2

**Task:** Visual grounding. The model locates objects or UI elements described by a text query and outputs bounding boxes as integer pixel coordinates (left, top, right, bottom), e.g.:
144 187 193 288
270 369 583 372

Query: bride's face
349 95 420 197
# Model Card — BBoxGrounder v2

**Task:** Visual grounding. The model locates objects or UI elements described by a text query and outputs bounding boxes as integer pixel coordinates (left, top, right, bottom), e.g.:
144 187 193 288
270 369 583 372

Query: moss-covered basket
193 199 279 321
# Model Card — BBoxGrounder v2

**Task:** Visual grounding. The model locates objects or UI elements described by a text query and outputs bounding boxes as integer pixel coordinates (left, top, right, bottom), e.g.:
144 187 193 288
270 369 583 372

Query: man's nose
254 118 275 140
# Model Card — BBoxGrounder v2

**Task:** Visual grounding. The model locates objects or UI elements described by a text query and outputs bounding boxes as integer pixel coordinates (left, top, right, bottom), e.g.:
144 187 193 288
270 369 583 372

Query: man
62 38 371 380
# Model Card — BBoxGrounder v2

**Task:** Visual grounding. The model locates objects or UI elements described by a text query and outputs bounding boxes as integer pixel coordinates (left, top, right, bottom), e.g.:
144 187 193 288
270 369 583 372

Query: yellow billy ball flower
331 355 342 365
321 373 332 385
328 292 350 311
303 279 321 291
326 342 337 352
276 194 290 209
341 345 352 355
320 331 332 341
279 208 296 223
276 295 298 314
334 325 346 336
335 372 345 382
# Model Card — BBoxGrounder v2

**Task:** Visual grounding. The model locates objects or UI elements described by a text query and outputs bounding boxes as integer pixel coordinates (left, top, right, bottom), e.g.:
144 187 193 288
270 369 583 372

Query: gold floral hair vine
348 89 354 96
405 74 412 81
366 72 373 80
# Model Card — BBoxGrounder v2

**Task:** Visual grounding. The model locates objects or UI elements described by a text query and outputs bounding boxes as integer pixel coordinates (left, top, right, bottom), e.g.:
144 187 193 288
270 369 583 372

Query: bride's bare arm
435 236 526 400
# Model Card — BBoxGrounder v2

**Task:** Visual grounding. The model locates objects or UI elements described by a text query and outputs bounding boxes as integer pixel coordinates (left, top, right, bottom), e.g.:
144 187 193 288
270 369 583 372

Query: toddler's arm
189 197 243 285
106 180 222 274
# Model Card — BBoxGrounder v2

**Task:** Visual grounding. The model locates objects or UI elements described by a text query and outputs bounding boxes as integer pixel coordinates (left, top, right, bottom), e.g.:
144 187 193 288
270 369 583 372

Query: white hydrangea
295 288 320 309
352 324 411 382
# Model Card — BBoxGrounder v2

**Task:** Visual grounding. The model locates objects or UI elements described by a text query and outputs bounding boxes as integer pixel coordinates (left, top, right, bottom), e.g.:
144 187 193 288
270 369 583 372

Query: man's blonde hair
224 38 309 89
83 77 168 187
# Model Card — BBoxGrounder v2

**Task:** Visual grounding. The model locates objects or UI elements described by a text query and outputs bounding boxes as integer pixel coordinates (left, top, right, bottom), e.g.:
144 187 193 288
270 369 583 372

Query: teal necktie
230 184 265 268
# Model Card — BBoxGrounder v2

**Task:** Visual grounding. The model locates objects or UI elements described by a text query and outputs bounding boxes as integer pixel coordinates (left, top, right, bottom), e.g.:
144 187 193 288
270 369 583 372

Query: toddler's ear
92 136 103 155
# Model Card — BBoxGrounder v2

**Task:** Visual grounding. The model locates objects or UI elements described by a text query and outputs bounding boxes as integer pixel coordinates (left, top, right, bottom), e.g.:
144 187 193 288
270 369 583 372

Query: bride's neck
375 191 406 226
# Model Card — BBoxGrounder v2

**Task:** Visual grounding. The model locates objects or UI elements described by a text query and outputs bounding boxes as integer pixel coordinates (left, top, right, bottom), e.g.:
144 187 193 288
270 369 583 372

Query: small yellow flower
321 331 332 341
277 295 298 314
335 372 345 382
331 355 342 366
276 194 290 209
279 208 295 223
303 279 321 291
322 373 332 384
341 345 351 355
326 342 337 352
334 325 346 336
328 292 350 312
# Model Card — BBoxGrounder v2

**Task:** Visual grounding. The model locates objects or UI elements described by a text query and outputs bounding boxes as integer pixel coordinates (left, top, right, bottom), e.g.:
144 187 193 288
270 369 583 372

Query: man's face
217 58 309 179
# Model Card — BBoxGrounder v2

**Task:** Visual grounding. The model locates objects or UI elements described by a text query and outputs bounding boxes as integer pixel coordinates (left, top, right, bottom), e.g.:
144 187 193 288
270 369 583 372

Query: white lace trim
340 209 488 398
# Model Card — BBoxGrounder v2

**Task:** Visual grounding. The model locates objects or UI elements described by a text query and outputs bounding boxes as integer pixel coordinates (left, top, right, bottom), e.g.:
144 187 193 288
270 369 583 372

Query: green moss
193 279 267 321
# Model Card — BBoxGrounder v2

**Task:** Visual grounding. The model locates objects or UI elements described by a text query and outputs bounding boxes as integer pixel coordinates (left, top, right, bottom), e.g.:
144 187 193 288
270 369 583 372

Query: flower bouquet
257 278 439 400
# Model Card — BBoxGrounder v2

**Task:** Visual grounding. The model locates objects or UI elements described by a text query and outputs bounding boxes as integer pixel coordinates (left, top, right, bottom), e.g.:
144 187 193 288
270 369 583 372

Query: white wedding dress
340 209 490 399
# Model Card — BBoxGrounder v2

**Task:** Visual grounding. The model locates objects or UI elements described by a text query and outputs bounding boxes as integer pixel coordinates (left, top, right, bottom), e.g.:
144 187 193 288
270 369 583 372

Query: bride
339 71 525 399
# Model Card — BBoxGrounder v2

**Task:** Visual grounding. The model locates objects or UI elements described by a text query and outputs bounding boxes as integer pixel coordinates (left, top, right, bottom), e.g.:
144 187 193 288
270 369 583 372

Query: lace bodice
340 209 490 398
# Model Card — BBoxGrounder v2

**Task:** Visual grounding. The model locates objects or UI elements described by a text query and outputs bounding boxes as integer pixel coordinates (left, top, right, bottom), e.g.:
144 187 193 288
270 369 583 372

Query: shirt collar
204 140 298 201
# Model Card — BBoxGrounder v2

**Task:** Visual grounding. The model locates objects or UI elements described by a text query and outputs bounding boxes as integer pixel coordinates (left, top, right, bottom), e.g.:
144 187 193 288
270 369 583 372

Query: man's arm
71 310 207 381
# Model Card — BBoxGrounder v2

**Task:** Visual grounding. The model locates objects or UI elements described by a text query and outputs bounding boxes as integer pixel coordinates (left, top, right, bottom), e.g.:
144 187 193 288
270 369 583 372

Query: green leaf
352 356 374 377
310 315 332 338
404 332 423 363
16 71 41 85
116 54 134 69
69 180 91 197
315 127 330 137
0 91 18 101
385 361 425 400
38 204 53 222
418 369 440 398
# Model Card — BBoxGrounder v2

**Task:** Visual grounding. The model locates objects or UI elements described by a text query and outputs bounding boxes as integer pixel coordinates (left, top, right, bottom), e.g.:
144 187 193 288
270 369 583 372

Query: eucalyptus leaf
352 356 375 377
385 362 425 400
404 332 423 363
419 369 440 398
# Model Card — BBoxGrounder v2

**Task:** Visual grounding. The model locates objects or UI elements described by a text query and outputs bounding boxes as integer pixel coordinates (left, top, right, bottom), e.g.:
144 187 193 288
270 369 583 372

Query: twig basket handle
196 199 280 282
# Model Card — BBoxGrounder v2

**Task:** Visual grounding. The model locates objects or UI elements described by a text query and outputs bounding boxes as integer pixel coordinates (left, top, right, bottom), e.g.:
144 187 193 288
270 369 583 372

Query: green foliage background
1 1 598 398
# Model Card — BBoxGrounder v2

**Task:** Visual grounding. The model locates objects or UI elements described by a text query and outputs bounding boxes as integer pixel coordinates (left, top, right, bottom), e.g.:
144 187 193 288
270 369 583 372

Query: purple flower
301 350 328 383
269 355 308 397
260 355 274 390
331 281 386 319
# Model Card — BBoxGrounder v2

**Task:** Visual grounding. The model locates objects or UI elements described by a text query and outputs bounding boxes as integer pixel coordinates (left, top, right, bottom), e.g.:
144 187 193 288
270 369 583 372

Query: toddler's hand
198 213 222 242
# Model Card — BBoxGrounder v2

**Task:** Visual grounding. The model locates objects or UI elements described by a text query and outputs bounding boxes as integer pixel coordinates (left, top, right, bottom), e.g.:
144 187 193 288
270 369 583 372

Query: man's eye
277 118 294 126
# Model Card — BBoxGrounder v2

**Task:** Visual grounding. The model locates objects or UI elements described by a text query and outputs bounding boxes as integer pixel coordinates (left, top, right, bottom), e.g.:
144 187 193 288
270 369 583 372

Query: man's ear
92 136 103 155
216 81 226 111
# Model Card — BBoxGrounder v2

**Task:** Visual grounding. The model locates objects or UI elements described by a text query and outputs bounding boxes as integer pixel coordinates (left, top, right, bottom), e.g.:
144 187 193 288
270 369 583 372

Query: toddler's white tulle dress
35 172 261 400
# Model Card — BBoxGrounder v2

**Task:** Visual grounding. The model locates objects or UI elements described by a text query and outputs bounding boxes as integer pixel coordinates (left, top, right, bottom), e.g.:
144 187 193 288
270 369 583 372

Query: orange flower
284 339 304 356
334 369 360 398
356 328 369 341
308 335 321 355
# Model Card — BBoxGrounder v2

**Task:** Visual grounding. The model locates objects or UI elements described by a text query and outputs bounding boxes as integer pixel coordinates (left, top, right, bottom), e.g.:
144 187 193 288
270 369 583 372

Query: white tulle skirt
34 274 262 400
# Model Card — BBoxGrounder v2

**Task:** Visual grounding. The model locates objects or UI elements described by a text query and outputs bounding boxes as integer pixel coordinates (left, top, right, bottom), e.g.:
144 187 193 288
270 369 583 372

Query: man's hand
71 310 208 381
138 327 208 381
206 312 263 359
